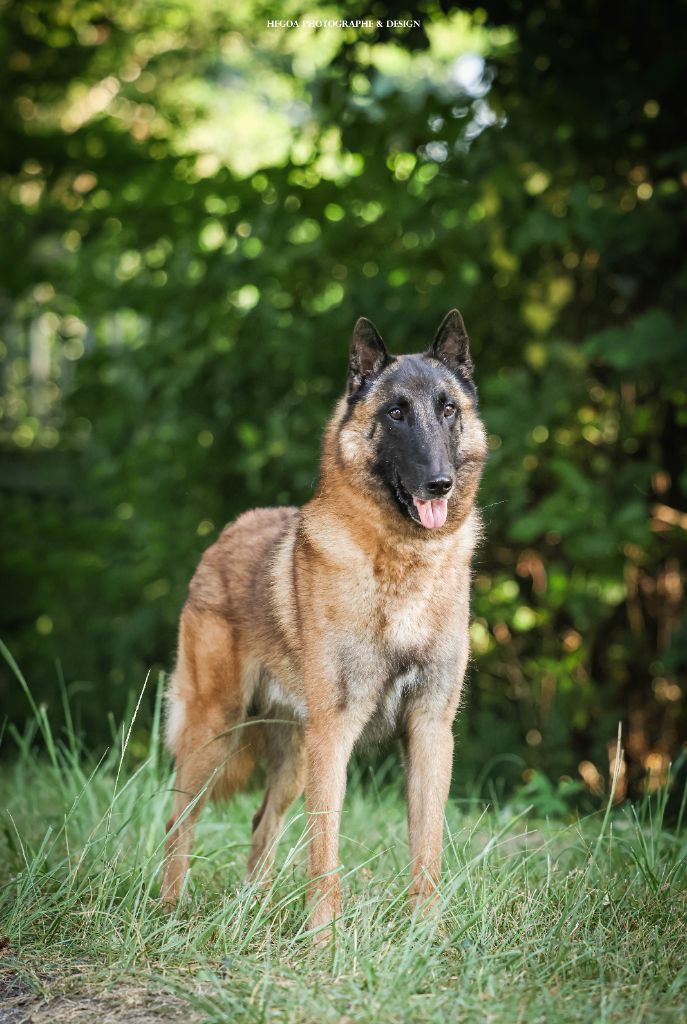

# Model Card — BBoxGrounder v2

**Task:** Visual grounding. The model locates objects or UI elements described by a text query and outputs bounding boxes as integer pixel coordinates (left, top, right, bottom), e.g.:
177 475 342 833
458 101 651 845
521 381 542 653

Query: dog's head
331 310 488 533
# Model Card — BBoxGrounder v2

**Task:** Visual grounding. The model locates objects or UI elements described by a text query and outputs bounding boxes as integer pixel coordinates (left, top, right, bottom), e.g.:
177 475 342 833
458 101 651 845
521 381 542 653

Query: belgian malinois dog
162 310 487 936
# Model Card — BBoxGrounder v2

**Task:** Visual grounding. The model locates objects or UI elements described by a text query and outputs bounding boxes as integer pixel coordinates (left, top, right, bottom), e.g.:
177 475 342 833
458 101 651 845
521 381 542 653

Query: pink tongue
412 497 448 529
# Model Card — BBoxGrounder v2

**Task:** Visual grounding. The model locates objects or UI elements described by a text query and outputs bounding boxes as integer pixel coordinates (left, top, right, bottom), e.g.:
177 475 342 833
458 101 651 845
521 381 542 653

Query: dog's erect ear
430 309 473 378
348 317 391 393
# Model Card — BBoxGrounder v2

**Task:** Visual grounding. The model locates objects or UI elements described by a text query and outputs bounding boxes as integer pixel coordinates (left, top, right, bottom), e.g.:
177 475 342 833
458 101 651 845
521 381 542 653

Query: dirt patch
0 969 199 1024
0 971 35 1024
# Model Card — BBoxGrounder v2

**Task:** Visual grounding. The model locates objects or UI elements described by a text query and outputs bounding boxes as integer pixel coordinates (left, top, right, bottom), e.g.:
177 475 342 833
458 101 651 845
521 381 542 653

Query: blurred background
1 0 685 805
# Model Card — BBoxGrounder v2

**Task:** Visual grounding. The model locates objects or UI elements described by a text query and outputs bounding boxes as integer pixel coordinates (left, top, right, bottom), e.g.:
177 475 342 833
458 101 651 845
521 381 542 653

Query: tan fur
162 341 487 939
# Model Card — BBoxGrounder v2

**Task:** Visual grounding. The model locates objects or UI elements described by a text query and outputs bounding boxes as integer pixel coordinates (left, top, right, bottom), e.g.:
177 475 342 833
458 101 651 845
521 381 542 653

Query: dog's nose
425 476 453 497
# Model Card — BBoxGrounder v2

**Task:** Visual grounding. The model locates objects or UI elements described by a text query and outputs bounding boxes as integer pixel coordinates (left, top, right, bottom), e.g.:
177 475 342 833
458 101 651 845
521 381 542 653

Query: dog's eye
388 407 403 421
443 402 457 418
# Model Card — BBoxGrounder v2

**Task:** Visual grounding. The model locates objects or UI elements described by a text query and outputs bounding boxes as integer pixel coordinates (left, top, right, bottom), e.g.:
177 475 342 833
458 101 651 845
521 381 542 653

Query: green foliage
585 310 687 371
511 769 585 818
1 1 686 797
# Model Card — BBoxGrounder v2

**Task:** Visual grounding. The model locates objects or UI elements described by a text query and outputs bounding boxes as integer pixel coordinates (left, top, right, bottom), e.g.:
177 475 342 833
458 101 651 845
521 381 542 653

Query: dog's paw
408 883 440 917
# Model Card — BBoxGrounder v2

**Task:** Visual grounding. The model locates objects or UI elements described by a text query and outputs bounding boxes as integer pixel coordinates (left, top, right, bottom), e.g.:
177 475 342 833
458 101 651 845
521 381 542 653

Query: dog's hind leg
161 722 227 904
161 608 247 905
246 720 305 885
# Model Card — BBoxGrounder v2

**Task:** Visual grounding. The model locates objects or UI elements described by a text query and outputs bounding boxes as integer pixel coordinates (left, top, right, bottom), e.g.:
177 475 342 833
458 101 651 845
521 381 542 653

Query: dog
162 309 487 936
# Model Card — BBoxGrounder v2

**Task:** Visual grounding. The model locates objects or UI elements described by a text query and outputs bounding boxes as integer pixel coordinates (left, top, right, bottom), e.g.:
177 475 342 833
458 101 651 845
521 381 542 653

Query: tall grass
1 664 686 1023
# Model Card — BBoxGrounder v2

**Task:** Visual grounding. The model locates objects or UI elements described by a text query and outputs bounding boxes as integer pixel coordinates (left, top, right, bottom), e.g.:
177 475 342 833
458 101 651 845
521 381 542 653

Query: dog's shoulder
188 505 299 613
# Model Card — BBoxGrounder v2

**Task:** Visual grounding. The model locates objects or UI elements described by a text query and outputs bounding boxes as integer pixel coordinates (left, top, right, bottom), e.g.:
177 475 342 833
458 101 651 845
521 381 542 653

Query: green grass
0 673 686 1023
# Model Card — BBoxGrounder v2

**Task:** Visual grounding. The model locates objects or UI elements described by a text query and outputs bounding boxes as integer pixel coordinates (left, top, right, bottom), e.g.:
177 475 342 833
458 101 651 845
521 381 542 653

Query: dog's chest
333 559 458 733
335 629 428 741
342 551 442 652
379 574 437 650
299 525 470 733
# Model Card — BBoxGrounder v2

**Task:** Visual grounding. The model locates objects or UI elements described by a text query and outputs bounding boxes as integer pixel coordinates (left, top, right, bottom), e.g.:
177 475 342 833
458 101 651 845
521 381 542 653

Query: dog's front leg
304 711 358 939
405 710 455 910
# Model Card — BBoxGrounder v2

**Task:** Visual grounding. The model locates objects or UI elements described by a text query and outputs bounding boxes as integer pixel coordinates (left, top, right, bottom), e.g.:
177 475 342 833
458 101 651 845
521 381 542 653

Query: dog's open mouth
394 480 449 530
